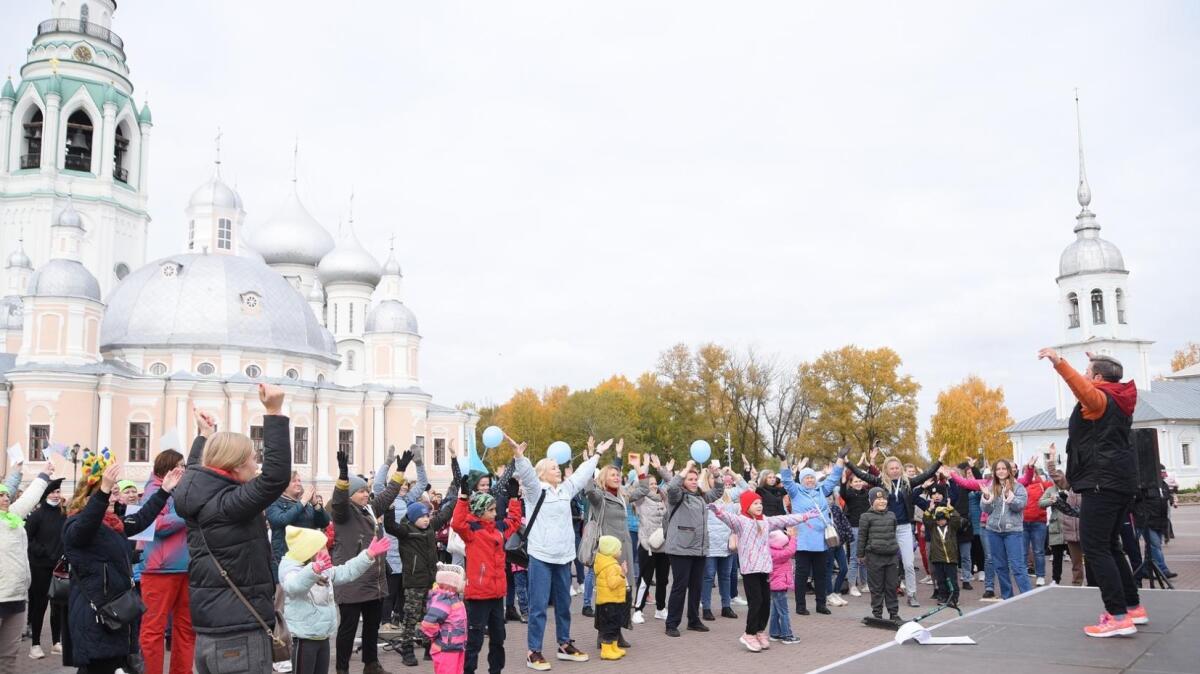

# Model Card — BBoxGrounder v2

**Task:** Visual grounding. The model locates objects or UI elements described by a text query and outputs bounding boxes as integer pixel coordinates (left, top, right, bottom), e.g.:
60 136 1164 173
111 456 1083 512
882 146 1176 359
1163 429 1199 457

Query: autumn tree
927 375 1014 466
1171 342 1200 373
798 345 921 464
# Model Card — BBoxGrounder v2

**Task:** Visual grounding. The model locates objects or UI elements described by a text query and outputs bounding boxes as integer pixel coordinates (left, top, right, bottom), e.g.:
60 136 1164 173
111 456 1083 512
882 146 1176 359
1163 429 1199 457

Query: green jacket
922 508 961 564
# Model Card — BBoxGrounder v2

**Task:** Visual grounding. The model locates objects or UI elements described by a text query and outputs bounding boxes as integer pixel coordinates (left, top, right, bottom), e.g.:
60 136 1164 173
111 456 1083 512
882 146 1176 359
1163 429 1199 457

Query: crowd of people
0 349 1184 674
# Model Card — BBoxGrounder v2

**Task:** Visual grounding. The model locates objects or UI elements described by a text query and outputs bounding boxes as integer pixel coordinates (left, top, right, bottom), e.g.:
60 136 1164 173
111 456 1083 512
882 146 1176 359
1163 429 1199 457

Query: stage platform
811 586 1200 674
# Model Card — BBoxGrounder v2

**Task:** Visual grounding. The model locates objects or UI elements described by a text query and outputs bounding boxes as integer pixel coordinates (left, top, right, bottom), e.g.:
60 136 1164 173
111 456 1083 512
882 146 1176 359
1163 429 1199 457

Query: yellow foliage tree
1171 342 1200 373
927 375 1014 467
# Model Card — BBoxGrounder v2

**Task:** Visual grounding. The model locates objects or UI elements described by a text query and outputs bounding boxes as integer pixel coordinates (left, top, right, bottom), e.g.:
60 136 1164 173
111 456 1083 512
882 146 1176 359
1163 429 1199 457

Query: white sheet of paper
6 443 22 465
894 621 976 646
125 504 156 542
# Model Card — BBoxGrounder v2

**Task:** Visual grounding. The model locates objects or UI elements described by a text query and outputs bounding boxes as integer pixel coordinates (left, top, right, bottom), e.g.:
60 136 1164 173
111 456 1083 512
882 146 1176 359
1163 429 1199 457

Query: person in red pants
137 449 195 674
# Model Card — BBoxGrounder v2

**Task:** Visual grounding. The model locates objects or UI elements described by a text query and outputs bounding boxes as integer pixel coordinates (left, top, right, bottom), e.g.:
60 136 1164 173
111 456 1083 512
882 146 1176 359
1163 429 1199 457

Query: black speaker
1133 428 1160 492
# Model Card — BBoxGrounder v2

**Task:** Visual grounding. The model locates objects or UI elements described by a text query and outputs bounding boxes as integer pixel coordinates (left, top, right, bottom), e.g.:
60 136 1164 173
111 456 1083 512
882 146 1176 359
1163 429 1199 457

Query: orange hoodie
1054 360 1137 421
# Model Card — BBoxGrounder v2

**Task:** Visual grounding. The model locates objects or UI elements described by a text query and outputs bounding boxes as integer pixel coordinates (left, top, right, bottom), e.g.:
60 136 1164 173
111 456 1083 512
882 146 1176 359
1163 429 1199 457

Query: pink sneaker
1084 613 1137 638
756 633 770 650
1127 605 1148 625
738 634 761 652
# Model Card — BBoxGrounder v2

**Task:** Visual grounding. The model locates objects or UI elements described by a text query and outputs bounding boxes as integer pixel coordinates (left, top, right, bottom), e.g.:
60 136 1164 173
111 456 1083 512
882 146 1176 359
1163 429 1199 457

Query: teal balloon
548 441 572 465
690 440 712 463
482 426 504 449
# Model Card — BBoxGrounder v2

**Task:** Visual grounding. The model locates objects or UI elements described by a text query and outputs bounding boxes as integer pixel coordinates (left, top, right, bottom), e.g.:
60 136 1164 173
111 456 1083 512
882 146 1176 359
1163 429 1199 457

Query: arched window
349 304 354 333
1091 289 1106 325
245 364 262 379
148 362 168 376
196 362 215 376
113 123 129 183
1067 292 1080 329
1115 288 1127 324
21 109 43 169
316 373 326 385
217 218 232 250
80 4 89 23
285 368 299 380
64 110 94 172
346 350 356 371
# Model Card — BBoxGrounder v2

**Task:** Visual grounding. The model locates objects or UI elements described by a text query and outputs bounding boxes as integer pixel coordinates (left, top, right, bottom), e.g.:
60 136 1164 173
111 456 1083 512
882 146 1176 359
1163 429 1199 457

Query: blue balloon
690 439 712 463
482 425 505 449
547 441 572 465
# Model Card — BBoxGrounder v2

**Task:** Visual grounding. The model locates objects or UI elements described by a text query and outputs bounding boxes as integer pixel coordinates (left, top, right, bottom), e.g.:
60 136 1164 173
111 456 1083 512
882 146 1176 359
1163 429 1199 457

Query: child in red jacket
451 490 523 674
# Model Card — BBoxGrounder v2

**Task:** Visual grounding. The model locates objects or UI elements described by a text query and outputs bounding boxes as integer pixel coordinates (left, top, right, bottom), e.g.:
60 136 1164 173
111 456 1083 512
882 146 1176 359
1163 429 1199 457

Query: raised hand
628 453 641 471
1037 347 1062 365
616 438 624 456
366 536 390 559
587 436 595 455
448 439 457 460
980 488 994 503
938 444 948 462
506 435 526 459
664 458 675 473
386 445 397 464
258 383 284 415
162 465 185 492
336 450 349 479
966 457 977 468
397 448 414 472
648 454 661 469
195 409 217 438
100 462 121 493
312 550 333 574
797 456 809 471
684 460 696 474
595 438 614 455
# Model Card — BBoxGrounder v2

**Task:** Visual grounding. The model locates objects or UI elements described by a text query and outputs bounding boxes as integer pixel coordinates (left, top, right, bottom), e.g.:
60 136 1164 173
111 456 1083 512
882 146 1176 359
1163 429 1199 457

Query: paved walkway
15 505 1200 673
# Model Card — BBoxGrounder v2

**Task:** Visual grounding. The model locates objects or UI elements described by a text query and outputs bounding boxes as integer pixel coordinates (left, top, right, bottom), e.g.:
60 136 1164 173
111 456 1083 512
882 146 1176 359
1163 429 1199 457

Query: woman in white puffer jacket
0 463 52 673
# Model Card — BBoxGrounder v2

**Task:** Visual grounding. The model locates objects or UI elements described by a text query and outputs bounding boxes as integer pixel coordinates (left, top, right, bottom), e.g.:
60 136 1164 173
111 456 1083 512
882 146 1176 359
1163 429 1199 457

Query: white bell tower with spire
1051 93 1153 419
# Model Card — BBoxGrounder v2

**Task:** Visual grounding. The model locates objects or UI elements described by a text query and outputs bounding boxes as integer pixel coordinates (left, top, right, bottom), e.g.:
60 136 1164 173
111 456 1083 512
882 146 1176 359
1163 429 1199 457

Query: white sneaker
1036 577 1046 587
849 585 862 597
569 585 578 597
632 610 645 625
732 596 748 606
920 575 934 585
978 571 986 581
272 661 293 673
654 609 668 620
52 643 62 654
831 594 849 607
29 645 45 659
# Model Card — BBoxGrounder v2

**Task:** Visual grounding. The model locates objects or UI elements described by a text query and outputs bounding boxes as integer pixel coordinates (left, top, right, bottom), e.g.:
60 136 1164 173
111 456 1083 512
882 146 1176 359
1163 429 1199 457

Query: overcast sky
5 1 1198 439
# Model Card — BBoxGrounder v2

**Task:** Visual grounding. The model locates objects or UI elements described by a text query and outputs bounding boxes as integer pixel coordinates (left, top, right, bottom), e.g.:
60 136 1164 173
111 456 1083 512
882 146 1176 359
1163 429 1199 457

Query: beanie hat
406 501 430 523
926 483 948 499
868 487 886 503
768 530 789 548
469 492 496 517
435 563 465 592
597 534 621 558
739 490 762 518
0 484 8 496
797 468 818 485
285 525 327 563
117 480 138 493
347 475 368 496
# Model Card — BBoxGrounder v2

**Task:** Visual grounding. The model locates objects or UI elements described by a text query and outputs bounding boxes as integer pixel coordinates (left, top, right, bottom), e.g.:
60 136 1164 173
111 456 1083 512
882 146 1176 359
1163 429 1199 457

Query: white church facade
0 0 477 490
1006 106 1200 488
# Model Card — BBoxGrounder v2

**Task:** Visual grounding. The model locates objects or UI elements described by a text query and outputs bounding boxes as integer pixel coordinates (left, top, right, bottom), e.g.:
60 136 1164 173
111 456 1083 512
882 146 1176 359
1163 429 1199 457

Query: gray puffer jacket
664 473 724 557
629 474 671 553
980 481 1027 534
582 480 633 566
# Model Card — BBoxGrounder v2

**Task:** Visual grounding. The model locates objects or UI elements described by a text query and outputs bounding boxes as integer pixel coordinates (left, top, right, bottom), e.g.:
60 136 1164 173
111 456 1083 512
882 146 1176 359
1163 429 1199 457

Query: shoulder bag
80 565 145 632
803 490 840 549
577 492 610 567
48 556 71 603
197 527 291 663
504 490 546 567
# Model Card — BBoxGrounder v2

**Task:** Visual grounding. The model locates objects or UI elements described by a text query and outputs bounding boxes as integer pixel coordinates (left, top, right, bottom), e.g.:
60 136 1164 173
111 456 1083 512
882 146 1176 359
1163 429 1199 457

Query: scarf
103 510 125 535
0 510 21 529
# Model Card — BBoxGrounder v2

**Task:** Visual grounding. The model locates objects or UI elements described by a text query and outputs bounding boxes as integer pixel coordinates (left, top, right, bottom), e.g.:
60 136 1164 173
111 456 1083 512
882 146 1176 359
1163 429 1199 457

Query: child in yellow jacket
593 535 628 661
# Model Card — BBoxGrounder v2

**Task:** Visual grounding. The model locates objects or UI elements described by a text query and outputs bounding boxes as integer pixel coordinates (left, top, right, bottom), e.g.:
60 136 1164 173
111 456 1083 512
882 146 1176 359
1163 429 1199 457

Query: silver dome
307 279 325 302
101 253 337 362
317 225 381 287
381 249 402 277
320 327 337 353
189 174 243 211
7 244 32 270
366 300 419 335
56 202 84 229
0 296 23 330
1059 235 1126 278
28 259 101 300
246 190 335 266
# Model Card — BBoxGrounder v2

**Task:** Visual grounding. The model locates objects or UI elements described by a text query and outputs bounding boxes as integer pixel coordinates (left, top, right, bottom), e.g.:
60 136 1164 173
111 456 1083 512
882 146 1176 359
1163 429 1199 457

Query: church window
338 429 354 461
114 262 130 280
29 425 49 461
251 425 264 463
196 362 215 376
346 350 356 371
1066 293 1079 329
148 362 168 376
113 124 130 183
1115 289 1127 324
316 373 326 385
217 218 232 250
64 110 94 172
349 304 354 333
434 438 446 466
245 364 262 379
188 221 195 250
286 368 299 380
294 427 309 464
128 422 149 462
1090 289 1105 325
240 292 261 313
161 262 180 278
21 109 43 170
1183 443 1192 466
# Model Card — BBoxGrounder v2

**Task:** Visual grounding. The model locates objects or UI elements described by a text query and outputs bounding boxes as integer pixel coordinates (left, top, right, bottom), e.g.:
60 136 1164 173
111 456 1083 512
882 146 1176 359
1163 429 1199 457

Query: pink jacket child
707 491 817 574
769 531 795 592
420 564 469 674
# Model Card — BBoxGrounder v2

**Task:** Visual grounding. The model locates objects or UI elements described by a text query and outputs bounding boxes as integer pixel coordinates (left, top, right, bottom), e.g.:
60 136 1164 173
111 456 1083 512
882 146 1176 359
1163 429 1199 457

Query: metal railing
114 166 129 183
64 154 91 171
20 154 41 170
37 18 124 51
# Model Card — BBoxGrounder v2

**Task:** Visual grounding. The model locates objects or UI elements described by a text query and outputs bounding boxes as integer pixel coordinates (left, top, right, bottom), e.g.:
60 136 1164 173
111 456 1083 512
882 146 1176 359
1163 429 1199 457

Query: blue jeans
768 590 792 639
1024 521 1048 578
526 557 573 652
729 555 740 599
630 531 640 586
847 528 867 586
980 532 995 591
582 568 595 608
1138 527 1171 575
702 556 734 610
826 544 848 595
987 530 1032 599
958 540 973 582
507 569 529 614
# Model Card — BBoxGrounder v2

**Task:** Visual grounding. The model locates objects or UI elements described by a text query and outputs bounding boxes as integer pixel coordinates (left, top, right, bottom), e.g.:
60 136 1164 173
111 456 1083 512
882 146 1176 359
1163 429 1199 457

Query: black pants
931 561 959 605
666 555 705 630
78 656 127 674
866 553 899 617
335 599 382 669
595 604 625 643
793 550 828 612
635 549 670 611
1050 543 1068 584
292 637 330 674
742 573 771 634
464 598 505 674
384 572 404 626
28 565 61 646
1079 490 1140 617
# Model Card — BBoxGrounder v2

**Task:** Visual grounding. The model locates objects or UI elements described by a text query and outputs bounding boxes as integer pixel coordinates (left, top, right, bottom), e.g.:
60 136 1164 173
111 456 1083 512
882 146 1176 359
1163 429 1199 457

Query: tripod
1136 558 1174 590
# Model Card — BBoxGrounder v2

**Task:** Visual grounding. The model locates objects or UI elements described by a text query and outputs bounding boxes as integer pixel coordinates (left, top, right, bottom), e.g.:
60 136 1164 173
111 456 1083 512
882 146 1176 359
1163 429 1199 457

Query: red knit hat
740 490 763 518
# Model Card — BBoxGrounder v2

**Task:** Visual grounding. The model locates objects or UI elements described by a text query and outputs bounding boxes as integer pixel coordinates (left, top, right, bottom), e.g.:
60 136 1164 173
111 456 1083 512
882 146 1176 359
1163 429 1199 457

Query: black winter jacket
383 487 458 590
62 485 169 666
756 483 789 517
856 509 899 558
25 500 66 569
173 415 291 634
1066 390 1136 495
841 484 872 527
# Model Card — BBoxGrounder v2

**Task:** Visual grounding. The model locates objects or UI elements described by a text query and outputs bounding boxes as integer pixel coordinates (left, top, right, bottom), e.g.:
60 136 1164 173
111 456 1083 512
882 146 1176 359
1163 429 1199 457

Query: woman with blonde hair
578 439 634 648
846 447 945 608
174 384 293 674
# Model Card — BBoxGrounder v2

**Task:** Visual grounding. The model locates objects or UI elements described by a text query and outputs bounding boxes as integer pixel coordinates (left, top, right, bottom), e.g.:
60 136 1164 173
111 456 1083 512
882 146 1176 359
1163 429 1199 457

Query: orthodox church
1006 102 1200 488
0 0 476 489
